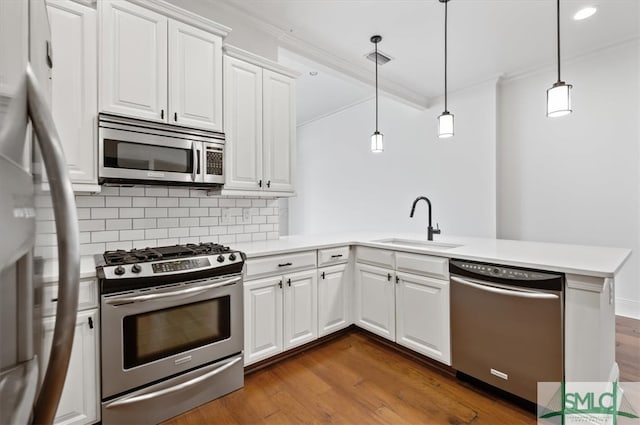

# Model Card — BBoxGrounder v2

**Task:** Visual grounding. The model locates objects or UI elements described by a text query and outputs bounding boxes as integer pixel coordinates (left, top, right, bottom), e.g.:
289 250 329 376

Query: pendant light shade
438 111 454 138
438 0 454 138
370 35 383 153
547 0 573 118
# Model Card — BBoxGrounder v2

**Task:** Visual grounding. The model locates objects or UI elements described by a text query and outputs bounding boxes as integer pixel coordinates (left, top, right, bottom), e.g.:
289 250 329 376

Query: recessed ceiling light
309 71 318 76
573 6 597 20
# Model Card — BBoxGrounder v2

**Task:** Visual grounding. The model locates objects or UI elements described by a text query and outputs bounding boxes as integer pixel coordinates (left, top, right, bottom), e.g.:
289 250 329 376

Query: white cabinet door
396 272 451 365
354 263 395 341
169 20 222 131
318 264 350 337
99 0 167 122
244 276 283 365
223 56 263 191
262 69 295 193
41 310 99 425
283 269 317 349
46 0 97 186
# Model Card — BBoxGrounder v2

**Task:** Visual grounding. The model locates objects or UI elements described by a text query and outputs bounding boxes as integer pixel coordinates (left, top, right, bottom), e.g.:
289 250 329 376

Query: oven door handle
104 276 241 304
103 356 242 409
450 276 559 300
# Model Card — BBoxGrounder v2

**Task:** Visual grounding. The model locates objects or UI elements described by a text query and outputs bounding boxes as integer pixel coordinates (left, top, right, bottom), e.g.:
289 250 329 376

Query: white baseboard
616 297 640 319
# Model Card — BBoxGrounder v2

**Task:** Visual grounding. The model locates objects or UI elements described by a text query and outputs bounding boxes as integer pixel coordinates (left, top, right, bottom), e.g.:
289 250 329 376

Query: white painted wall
498 40 640 318
289 81 497 238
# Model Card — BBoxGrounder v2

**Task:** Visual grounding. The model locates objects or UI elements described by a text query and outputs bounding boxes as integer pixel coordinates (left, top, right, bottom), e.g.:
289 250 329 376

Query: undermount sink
373 238 462 250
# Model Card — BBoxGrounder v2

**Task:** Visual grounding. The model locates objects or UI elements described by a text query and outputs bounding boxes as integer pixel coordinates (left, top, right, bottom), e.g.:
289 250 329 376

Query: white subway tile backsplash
133 197 156 207
36 188 279 259
91 208 119 219
106 196 132 207
106 219 132 231
132 218 157 229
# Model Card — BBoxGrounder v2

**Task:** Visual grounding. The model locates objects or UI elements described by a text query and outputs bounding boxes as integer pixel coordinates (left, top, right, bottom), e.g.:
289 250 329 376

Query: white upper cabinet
99 0 167 122
46 0 98 190
168 20 222 131
220 47 298 196
99 0 226 131
263 69 295 193
223 56 263 190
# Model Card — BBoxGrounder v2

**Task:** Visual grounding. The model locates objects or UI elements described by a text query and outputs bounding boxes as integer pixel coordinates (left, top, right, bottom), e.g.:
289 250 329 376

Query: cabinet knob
161 109 164 119
266 180 271 188
88 317 94 329
395 275 400 284
258 179 262 188
278 280 283 289
321 271 325 279
174 112 178 121
387 273 392 282
287 279 291 287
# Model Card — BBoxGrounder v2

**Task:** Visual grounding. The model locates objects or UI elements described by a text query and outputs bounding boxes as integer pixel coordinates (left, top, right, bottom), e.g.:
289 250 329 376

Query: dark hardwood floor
164 316 640 425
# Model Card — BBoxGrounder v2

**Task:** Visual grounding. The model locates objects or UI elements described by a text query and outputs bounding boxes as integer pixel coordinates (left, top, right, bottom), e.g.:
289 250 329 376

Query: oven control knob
114 265 125 276
217 255 225 263
229 253 237 261
131 264 142 273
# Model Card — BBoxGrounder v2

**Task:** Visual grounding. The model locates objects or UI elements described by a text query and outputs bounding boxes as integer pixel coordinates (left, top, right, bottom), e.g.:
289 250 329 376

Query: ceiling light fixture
438 0 454 138
547 0 573 118
370 35 384 153
573 6 597 20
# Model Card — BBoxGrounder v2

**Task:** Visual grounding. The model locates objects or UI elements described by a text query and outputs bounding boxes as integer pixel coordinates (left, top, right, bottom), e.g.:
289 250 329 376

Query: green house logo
538 382 640 424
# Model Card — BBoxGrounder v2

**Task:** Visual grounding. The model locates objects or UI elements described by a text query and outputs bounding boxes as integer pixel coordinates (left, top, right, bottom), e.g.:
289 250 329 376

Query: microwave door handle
191 142 197 182
104 276 242 304
27 64 81 425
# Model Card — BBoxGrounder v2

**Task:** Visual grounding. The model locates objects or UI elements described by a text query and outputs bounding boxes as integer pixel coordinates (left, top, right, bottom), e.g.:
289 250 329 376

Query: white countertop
37 232 631 282
233 232 631 278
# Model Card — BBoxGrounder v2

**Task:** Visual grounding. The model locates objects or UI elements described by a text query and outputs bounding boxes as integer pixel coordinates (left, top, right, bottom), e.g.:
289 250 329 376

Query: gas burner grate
103 243 232 265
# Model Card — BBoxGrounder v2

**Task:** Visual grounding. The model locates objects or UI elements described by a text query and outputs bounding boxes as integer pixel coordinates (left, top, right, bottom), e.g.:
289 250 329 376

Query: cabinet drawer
356 247 394 269
42 278 98 317
245 251 317 279
318 246 350 267
395 252 448 280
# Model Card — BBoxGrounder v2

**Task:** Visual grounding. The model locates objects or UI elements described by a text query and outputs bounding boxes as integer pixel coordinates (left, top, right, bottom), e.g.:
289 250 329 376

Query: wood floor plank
164 317 639 425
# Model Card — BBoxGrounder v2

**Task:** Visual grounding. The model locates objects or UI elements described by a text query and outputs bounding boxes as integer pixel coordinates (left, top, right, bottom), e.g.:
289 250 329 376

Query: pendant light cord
556 0 561 82
444 0 448 112
375 39 379 132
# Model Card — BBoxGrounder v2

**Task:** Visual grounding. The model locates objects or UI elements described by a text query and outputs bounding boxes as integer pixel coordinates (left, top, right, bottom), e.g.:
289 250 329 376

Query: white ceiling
222 0 639 107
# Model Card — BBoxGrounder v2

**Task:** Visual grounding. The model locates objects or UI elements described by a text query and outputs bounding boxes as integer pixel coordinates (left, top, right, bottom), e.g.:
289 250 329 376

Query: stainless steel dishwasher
450 259 564 403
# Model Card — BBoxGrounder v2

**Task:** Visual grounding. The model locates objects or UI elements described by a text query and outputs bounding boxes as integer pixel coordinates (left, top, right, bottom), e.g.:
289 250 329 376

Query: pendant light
547 0 572 117
438 0 454 138
370 35 384 153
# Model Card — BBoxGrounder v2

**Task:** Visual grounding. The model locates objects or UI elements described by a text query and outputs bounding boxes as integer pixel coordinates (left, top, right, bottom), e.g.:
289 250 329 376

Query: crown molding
217 0 430 110
126 0 232 37
223 45 300 78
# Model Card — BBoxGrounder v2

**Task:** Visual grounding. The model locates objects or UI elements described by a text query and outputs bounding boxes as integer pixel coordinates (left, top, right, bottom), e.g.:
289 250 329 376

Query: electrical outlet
220 208 230 224
243 208 251 222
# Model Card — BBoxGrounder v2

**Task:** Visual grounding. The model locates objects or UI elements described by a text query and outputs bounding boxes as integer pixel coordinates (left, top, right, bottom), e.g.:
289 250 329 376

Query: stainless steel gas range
95 243 246 424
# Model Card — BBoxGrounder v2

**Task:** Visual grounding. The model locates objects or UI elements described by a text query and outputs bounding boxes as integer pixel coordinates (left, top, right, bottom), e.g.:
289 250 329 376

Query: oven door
99 126 203 184
100 274 243 398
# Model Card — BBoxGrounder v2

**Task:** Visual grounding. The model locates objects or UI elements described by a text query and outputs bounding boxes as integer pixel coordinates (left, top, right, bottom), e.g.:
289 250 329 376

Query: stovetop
96 243 246 294
103 242 232 265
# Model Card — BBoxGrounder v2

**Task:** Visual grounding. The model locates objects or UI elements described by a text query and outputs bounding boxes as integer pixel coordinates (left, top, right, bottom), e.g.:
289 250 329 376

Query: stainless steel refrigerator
0 1 80 424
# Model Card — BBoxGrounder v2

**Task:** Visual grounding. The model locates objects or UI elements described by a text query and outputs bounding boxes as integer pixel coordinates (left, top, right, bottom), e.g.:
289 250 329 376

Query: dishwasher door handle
450 276 559 300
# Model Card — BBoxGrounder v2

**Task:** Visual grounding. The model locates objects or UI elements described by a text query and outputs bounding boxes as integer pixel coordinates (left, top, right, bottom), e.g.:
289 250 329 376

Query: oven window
104 139 194 173
122 297 230 369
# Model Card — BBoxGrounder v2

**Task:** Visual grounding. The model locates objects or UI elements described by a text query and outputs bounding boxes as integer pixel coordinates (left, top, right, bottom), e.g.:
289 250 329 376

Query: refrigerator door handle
26 64 81 425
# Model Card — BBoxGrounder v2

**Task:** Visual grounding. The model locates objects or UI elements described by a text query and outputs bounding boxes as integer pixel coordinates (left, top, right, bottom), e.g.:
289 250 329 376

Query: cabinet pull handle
278 262 292 267
321 272 325 279
51 298 58 302
266 180 271 188
258 179 262 188
161 109 164 119
395 275 400 284
330 254 343 258
88 317 94 329
387 273 392 282
287 279 291 287
174 112 178 121
278 280 282 289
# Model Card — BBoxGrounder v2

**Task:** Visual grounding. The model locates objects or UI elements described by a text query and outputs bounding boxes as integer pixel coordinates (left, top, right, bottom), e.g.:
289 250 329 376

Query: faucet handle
433 223 441 235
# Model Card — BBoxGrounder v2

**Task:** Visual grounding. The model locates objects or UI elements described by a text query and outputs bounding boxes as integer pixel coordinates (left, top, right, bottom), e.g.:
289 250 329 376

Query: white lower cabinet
41 309 99 425
317 263 350 337
244 269 317 365
395 271 451 365
354 263 396 341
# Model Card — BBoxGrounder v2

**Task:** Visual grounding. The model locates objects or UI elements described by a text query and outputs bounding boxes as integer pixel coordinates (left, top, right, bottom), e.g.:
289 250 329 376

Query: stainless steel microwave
98 114 224 186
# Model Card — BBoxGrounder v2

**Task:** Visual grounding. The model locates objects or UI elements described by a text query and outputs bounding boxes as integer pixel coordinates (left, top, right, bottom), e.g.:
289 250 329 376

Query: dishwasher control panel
449 259 564 291
453 262 554 280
